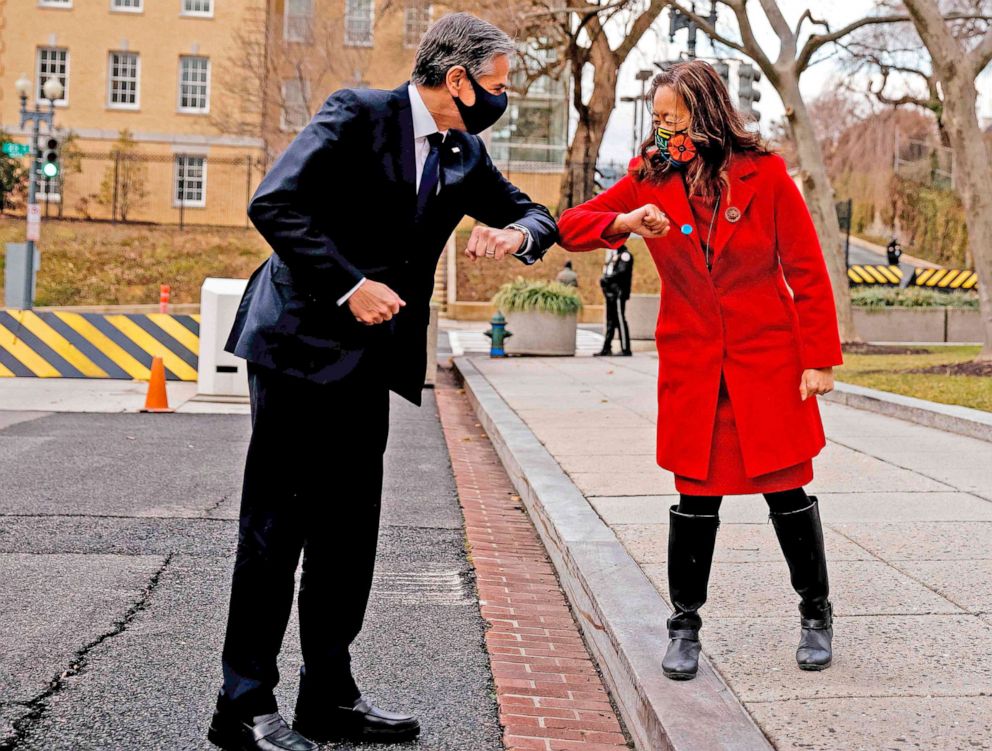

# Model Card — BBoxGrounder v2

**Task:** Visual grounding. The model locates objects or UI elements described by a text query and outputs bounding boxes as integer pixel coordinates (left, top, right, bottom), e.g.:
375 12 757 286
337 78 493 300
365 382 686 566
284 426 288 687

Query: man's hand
464 226 526 262
800 367 834 401
614 204 671 239
347 280 406 325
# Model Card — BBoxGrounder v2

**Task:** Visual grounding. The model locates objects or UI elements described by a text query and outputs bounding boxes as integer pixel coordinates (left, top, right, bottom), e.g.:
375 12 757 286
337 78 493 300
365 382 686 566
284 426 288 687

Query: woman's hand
610 204 671 238
800 367 834 401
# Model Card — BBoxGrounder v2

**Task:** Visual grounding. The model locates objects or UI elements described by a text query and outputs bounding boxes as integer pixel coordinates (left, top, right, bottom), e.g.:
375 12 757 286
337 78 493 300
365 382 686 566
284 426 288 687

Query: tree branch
966 28 992 76
757 0 797 60
797 14 910 73
722 0 774 72
663 1 751 61
616 0 666 60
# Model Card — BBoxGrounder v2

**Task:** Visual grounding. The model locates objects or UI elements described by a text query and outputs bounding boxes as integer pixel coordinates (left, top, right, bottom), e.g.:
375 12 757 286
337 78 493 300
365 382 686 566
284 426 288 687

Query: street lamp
11 73 62 309
43 76 65 103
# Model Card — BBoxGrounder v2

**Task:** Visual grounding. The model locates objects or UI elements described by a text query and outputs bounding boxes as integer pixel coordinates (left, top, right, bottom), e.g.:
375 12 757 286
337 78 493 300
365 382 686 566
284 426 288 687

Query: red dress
677 192 813 495
556 153 843 494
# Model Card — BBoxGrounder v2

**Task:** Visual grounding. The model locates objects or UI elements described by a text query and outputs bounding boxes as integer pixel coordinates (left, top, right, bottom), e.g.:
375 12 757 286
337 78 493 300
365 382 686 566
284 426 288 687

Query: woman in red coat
557 61 844 680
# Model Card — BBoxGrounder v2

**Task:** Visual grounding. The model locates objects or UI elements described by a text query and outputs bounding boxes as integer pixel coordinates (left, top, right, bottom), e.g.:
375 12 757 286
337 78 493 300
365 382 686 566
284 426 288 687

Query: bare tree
96 129 148 223
840 22 951 146
898 0 992 359
211 2 382 161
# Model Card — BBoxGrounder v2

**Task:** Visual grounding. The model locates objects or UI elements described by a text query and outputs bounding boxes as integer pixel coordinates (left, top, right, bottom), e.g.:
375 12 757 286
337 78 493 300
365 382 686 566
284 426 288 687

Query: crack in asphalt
202 492 231 518
0 553 175 751
0 513 233 522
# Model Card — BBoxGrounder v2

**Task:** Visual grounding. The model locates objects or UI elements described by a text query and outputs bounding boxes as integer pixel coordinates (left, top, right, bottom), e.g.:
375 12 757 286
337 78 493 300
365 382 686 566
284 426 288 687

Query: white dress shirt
336 83 531 306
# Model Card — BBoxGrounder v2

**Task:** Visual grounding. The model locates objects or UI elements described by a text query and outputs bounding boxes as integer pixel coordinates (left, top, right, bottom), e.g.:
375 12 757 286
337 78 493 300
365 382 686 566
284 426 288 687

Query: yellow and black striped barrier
0 310 200 381
847 264 904 285
913 268 978 289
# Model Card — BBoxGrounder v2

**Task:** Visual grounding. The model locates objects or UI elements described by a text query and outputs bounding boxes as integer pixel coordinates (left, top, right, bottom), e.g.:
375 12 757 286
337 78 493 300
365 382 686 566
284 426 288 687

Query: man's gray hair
411 13 515 87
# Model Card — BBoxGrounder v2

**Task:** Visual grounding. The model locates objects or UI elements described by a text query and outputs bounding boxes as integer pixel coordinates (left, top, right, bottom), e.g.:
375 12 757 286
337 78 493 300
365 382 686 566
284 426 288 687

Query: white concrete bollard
198 277 249 397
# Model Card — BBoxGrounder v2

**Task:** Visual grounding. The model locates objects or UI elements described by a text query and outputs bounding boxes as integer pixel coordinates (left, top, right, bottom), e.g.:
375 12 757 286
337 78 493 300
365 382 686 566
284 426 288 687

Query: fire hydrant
484 311 512 357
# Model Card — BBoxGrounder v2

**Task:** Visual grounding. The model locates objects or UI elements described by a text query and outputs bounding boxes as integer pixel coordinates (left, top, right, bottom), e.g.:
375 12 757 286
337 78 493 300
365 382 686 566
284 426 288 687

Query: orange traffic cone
141 356 174 413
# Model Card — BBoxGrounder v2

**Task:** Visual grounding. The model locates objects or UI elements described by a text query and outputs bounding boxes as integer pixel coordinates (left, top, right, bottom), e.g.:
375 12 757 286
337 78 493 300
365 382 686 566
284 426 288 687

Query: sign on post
26 204 41 241
1 141 31 157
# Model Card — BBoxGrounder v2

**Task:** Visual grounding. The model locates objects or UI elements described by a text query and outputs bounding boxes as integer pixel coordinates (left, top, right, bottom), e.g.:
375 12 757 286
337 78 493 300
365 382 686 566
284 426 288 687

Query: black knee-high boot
662 505 720 680
769 495 833 670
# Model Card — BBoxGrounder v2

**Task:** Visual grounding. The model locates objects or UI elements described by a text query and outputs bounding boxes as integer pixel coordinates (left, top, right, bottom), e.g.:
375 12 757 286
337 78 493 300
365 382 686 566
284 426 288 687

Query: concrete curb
826 381 992 443
454 355 773 751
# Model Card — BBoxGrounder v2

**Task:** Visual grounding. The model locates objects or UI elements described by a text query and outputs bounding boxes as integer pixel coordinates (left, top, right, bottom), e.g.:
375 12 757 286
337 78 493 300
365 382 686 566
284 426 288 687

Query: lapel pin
451 146 460 153
680 224 694 235
725 206 741 223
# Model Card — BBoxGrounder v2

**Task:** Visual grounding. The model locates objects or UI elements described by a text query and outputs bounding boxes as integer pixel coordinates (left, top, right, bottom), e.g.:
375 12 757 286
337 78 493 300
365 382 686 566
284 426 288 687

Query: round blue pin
680 223 694 235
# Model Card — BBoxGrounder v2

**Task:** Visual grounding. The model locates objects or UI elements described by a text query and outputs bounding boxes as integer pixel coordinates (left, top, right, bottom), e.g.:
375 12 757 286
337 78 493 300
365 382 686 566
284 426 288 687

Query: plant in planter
492 278 583 356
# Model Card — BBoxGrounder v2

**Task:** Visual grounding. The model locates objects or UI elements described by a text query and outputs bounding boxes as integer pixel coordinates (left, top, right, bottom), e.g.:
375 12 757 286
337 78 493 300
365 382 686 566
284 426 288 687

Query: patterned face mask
655 126 698 168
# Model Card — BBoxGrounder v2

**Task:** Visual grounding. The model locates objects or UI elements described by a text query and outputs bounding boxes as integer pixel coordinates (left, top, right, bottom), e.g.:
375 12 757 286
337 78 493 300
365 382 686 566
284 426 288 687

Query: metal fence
31 149 264 228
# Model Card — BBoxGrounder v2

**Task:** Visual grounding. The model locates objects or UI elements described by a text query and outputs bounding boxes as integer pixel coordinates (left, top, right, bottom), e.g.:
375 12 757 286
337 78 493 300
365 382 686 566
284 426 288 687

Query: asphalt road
0 393 501 751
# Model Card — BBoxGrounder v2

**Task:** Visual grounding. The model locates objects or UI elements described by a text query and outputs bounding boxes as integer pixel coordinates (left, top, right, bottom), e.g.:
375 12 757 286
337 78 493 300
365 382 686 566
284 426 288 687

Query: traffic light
738 63 762 122
40 135 61 179
713 61 730 90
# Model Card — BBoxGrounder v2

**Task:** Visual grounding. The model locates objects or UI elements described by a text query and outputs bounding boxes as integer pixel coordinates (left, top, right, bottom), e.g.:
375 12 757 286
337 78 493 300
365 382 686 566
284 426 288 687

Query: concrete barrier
947 308 985 343
853 307 982 343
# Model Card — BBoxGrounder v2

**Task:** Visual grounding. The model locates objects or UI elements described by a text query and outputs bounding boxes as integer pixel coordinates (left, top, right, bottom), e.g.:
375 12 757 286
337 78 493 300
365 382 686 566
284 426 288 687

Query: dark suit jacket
226 82 558 404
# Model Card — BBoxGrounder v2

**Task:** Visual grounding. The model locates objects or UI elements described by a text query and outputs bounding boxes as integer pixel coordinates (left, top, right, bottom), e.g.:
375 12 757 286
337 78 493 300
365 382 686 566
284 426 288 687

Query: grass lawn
0 216 270 306
837 345 991 412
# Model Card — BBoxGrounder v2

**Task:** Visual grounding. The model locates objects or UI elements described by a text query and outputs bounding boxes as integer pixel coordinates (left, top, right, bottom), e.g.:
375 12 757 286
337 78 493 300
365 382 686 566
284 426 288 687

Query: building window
181 0 212 16
404 1 430 49
280 80 310 131
108 52 140 108
178 56 210 113
284 0 313 42
345 0 374 47
111 0 142 11
174 155 206 207
36 47 69 105
38 0 72 7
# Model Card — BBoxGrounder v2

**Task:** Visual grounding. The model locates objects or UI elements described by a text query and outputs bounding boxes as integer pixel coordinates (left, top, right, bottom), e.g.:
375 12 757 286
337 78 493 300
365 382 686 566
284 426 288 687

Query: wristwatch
505 223 533 256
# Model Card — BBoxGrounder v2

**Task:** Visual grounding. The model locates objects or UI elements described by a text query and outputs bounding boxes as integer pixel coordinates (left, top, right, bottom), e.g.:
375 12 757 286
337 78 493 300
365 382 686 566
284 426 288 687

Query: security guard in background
597 244 633 357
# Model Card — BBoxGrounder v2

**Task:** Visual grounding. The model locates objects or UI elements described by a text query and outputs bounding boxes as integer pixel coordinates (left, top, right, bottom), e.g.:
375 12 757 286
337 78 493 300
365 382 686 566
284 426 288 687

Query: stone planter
505 310 578 356
620 294 660 340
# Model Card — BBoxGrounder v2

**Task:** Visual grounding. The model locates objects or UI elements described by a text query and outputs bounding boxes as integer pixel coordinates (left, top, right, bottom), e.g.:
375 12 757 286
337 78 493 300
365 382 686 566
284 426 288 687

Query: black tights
677 487 810 516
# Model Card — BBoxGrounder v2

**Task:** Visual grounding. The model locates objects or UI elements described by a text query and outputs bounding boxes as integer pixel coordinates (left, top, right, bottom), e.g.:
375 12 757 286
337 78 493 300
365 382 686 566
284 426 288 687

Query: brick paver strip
436 375 631 751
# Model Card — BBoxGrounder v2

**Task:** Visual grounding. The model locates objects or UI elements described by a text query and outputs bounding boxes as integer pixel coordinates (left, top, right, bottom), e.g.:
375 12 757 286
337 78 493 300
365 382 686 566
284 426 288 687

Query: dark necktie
416 132 445 217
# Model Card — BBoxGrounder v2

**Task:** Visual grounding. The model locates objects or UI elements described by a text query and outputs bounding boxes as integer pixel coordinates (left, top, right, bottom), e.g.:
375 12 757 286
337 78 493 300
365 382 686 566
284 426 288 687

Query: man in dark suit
208 13 557 751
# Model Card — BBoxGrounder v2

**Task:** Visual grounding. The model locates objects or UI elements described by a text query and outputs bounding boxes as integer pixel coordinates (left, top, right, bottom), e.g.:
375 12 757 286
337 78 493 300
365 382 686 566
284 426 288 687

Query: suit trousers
219 356 390 717
603 294 631 353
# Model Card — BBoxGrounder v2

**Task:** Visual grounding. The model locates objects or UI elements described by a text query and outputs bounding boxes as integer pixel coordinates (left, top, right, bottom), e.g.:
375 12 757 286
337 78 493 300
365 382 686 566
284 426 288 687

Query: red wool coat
557 152 844 481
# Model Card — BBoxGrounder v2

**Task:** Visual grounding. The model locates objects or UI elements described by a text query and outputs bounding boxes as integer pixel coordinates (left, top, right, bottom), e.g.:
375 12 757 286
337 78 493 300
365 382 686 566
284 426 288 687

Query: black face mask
452 68 508 134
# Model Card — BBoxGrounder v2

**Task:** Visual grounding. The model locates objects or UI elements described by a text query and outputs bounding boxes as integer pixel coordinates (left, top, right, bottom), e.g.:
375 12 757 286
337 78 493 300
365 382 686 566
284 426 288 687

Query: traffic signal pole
14 77 60 310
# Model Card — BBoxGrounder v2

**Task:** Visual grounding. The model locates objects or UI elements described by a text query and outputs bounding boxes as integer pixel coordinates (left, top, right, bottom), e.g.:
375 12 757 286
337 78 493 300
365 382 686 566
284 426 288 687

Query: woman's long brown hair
636 60 769 198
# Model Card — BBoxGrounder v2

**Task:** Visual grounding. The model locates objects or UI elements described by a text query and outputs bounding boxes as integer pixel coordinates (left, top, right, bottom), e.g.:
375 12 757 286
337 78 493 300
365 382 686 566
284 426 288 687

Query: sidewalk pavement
459 353 992 751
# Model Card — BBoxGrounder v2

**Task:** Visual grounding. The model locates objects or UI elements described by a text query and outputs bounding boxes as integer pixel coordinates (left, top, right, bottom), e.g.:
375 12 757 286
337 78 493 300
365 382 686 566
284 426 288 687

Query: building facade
1 0 566 226
0 0 273 225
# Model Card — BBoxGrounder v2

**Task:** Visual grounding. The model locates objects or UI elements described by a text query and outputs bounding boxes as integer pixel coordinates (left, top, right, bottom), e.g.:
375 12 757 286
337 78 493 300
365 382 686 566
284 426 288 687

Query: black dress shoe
293 696 420 744
208 710 317 751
